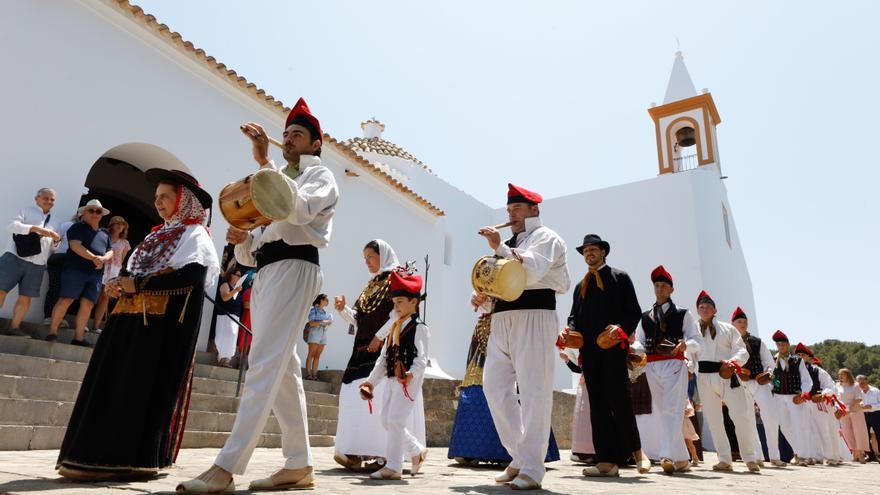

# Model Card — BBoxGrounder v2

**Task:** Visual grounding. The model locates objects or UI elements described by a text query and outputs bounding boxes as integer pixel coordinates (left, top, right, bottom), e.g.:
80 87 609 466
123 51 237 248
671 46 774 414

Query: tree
804 340 880 386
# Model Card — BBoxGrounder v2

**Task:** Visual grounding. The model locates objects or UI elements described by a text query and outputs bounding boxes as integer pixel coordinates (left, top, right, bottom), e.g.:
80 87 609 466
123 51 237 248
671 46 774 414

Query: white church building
1 0 756 390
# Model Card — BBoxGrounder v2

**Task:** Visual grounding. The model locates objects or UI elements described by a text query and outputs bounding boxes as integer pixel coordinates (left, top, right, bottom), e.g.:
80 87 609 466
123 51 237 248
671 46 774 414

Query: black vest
806 364 821 395
772 355 803 395
639 301 686 355
384 316 420 378
743 334 765 377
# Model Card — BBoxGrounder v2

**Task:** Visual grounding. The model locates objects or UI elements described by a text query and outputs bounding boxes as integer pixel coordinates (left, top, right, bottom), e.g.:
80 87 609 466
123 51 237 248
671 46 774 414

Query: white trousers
379 374 426 473
215 315 239 360
810 403 843 462
697 374 759 464
645 359 689 462
774 394 810 459
571 378 594 454
744 381 781 461
484 309 556 484
214 260 322 475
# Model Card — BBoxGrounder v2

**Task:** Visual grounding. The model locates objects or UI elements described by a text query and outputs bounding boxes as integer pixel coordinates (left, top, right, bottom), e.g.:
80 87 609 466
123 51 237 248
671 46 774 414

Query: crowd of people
1 190 131 346
1 98 875 493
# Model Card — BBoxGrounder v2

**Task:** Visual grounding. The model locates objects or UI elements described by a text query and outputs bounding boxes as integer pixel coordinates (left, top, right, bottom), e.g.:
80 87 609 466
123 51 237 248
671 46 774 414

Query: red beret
390 271 422 298
696 290 715 308
772 330 788 342
650 265 673 286
732 307 747 321
507 183 542 205
285 97 322 143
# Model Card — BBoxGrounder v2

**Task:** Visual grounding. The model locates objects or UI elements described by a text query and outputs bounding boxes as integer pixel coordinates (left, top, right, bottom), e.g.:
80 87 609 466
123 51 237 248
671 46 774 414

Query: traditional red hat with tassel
285 97 322 143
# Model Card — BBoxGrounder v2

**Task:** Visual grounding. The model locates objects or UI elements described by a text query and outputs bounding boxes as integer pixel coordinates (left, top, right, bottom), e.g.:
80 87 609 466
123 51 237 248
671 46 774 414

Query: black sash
494 288 556 313
254 240 319 271
698 360 740 388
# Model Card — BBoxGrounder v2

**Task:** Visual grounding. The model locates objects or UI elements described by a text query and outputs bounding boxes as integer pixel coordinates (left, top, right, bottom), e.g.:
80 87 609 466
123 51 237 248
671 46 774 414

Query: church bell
675 126 696 148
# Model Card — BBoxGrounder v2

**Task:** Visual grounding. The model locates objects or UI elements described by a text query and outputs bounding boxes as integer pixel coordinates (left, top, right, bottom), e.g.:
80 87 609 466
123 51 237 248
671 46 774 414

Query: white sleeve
409 324 430 378
7 207 34 235
631 318 646 352
760 342 775 373
283 167 338 226
494 230 564 288
682 310 701 354
470 291 493 314
798 359 813 394
367 344 388 385
817 368 836 396
233 233 257 267
728 327 749 365
337 305 357 328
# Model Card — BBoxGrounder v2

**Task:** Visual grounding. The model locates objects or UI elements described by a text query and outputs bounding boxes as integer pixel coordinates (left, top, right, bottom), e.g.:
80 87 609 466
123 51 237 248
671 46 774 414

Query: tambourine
755 372 772 385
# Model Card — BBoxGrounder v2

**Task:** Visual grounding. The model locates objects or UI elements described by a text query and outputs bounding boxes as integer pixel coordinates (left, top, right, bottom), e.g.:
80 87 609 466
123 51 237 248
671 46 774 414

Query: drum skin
471 256 526 302
219 169 295 231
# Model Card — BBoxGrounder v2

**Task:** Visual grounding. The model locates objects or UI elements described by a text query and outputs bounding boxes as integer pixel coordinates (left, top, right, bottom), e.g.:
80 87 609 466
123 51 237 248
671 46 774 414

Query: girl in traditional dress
56 169 219 481
215 268 243 367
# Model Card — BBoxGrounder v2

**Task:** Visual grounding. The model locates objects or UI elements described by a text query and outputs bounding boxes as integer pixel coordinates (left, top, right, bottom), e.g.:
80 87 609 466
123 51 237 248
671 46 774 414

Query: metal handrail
204 294 252 397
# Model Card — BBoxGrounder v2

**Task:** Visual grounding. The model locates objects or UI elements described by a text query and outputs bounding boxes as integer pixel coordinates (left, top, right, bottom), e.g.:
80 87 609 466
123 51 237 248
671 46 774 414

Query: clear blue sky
137 0 880 345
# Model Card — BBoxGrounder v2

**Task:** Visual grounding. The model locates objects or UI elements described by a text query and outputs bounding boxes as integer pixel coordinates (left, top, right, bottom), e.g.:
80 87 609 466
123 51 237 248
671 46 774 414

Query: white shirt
5 204 56 265
861 385 880 411
492 216 570 294
632 301 701 355
774 353 813 394
367 320 430 385
813 366 837 396
692 317 749 365
235 156 338 266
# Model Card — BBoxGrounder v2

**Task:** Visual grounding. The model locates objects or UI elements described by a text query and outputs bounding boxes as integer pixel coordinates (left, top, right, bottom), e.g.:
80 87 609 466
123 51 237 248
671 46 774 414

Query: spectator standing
46 199 112 346
304 294 332 380
43 212 78 325
92 216 131 333
0 187 59 336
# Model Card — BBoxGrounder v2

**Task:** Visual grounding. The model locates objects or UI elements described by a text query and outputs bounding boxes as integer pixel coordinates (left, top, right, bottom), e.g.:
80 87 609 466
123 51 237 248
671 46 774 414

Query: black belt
255 240 319 271
698 360 740 388
494 288 556 313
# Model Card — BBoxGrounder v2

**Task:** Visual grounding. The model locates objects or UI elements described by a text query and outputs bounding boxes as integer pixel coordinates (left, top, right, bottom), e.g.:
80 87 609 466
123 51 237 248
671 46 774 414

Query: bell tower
648 51 721 175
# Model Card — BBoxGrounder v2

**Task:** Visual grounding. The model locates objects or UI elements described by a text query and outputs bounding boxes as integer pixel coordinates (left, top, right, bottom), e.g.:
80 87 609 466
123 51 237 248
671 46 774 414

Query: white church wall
501 167 754 388
0 0 497 378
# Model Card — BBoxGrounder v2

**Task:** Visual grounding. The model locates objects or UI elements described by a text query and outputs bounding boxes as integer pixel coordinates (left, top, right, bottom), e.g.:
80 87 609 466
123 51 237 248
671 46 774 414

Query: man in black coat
567 234 643 477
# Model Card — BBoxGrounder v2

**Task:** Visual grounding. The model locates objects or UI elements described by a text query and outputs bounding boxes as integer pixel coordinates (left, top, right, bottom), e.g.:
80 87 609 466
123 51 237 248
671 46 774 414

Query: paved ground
0 448 878 494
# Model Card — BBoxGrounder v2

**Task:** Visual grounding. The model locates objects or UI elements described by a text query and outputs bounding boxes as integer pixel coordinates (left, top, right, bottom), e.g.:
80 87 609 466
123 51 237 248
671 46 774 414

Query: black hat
575 234 610 255
145 169 212 209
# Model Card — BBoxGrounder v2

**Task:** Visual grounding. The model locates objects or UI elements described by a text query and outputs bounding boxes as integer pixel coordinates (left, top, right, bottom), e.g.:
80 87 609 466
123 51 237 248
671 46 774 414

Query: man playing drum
474 183 570 490
179 98 338 493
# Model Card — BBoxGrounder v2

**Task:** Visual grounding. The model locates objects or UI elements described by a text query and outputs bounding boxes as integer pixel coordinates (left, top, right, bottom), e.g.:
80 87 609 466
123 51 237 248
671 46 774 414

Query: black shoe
2 327 31 338
44 334 58 342
69 339 89 347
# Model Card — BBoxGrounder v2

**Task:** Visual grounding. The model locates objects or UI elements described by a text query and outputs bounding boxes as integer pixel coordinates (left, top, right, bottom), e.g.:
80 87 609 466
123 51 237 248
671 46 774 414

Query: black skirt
56 263 208 471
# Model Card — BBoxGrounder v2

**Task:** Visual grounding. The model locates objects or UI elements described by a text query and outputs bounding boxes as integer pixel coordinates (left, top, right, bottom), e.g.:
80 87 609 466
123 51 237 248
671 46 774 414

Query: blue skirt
448 385 560 463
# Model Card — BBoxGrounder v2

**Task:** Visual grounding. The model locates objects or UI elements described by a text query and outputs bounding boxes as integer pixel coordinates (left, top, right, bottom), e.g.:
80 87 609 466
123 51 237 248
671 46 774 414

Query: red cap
390 271 423 298
812 356 823 366
650 265 673 287
696 290 715 308
285 97 322 143
507 183 543 205
732 307 747 321
772 330 788 342
795 342 814 357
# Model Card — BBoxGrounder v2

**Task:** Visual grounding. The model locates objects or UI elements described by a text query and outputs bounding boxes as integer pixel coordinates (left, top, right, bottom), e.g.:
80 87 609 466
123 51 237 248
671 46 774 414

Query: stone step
0 396 338 427
0 425 335 450
0 375 339 410
0 337 335 394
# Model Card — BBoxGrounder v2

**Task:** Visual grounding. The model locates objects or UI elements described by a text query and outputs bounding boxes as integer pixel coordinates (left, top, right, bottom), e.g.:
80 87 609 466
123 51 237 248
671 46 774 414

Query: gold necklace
355 272 391 314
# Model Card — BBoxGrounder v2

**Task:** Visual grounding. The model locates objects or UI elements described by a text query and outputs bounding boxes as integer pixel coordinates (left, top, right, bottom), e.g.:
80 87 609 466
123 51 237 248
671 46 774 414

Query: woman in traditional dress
215 268 243 367
55 169 219 481
447 303 560 465
332 239 425 471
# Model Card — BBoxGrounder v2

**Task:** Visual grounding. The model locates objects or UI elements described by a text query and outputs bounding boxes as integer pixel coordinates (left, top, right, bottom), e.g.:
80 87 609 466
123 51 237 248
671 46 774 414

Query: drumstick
240 125 285 149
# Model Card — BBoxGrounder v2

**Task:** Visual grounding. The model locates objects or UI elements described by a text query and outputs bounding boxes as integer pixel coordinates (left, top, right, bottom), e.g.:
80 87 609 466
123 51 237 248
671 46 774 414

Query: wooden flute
240 125 285 149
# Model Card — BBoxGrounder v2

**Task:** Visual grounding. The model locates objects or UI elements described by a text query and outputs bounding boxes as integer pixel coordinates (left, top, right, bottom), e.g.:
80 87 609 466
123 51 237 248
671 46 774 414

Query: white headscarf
372 239 399 274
